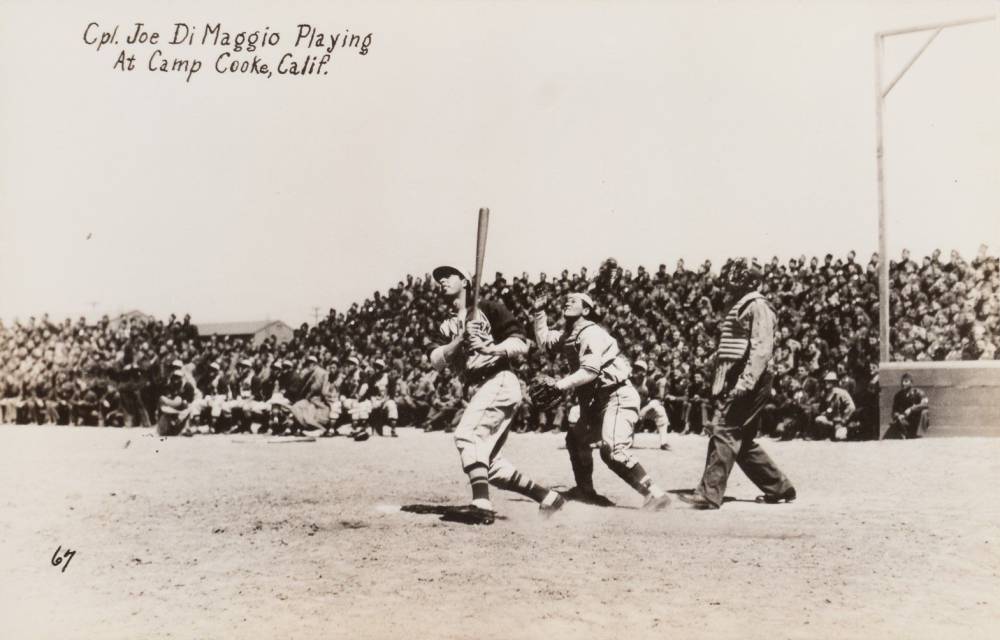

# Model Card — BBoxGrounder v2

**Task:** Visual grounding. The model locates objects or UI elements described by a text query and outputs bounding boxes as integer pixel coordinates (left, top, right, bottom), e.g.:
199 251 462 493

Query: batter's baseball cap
432 265 471 282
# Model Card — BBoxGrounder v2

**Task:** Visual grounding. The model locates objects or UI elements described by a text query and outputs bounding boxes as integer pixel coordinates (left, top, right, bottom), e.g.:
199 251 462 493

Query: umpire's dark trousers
696 372 794 507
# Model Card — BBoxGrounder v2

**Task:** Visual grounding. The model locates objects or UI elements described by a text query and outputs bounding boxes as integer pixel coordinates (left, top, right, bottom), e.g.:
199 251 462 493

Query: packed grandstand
1 248 996 440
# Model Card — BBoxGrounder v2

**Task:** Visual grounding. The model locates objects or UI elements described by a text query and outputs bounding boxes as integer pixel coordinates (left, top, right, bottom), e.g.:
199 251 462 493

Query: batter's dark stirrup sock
467 464 491 503
471 479 490 502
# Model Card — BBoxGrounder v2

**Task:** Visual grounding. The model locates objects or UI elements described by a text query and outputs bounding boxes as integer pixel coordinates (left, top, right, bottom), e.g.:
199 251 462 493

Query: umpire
680 258 796 509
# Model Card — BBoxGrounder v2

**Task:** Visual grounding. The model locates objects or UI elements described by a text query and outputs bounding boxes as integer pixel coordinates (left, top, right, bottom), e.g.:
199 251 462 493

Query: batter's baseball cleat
463 505 497 525
755 488 796 504
642 493 672 511
677 492 719 510
538 494 567 518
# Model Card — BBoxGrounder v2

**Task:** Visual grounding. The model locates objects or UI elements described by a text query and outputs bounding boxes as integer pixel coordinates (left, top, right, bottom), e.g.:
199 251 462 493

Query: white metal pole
875 33 890 364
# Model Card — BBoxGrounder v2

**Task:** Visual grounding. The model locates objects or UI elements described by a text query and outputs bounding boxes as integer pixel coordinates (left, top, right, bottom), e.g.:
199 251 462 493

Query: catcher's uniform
532 315 640 462
534 310 670 507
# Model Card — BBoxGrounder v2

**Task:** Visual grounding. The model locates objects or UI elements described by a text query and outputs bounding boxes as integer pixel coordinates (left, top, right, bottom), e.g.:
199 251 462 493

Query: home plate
229 436 316 444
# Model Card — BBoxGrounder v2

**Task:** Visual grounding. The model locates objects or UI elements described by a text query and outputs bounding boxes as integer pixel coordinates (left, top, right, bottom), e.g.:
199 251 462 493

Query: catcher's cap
634 360 648 371
823 371 838 382
567 292 595 309
432 265 471 282
170 359 184 369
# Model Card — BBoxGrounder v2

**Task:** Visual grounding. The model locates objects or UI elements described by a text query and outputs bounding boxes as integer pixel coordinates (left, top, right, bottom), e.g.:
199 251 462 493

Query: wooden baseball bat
468 207 490 320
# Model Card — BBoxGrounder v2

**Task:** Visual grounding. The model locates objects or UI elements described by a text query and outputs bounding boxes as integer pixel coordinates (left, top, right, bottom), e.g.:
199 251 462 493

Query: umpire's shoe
755 488 797 504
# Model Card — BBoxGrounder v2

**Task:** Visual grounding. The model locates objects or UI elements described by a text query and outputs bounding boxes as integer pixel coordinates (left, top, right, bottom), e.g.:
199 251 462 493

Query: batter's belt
463 360 512 388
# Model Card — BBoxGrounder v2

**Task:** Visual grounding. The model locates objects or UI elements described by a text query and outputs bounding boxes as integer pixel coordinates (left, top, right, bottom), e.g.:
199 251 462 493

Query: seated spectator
287 355 336 437
360 358 399 437
632 360 670 450
812 371 856 441
157 369 196 436
684 371 712 435
848 374 879 441
890 372 930 439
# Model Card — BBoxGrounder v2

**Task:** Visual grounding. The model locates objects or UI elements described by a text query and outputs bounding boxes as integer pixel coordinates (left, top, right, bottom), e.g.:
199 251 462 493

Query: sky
1 0 998 326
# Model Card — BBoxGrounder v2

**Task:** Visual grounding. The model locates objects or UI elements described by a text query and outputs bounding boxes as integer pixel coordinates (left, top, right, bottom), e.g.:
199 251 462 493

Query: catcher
531 292 671 510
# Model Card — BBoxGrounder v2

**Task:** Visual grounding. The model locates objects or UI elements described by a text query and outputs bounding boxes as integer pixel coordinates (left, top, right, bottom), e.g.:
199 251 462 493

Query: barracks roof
196 320 292 337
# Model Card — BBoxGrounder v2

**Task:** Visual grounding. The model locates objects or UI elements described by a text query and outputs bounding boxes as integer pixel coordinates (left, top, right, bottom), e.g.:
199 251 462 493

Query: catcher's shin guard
565 429 596 493
599 444 653 496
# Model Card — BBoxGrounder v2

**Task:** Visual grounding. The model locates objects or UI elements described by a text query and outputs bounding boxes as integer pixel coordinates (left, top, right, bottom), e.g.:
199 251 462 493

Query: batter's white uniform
436 300 531 487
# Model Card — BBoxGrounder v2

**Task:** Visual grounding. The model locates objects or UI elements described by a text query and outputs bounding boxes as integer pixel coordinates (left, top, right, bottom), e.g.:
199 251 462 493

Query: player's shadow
400 504 508 525
544 485 641 510
669 489 750 505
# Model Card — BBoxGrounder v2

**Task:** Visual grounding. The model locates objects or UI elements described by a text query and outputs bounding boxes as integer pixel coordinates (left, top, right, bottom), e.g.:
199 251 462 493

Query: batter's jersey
438 299 524 376
533 314 631 389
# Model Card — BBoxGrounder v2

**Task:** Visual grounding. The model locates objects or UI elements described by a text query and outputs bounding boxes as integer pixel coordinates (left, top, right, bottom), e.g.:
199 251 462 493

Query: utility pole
874 12 996 363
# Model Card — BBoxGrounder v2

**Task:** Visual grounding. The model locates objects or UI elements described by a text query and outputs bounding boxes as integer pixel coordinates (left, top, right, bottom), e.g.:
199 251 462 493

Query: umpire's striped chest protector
717 291 769 363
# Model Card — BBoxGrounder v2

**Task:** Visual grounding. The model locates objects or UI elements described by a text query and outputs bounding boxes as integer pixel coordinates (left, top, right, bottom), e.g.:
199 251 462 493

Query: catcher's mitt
528 375 563 411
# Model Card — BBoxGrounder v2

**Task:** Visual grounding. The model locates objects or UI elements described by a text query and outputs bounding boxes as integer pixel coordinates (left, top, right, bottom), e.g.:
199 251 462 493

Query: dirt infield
1 426 998 640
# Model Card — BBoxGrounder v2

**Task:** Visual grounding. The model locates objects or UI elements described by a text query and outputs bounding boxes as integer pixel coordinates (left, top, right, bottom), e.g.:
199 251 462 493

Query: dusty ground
1 425 998 640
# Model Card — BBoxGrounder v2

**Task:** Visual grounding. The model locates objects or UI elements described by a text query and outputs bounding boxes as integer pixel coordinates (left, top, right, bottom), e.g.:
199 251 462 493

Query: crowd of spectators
0 247 996 441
